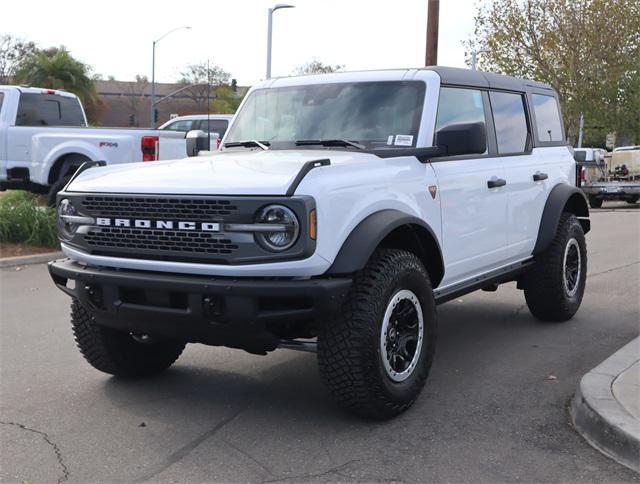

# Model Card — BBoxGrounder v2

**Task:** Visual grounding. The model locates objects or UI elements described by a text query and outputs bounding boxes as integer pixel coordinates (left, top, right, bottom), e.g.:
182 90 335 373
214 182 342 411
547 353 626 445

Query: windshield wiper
224 140 271 150
295 139 365 150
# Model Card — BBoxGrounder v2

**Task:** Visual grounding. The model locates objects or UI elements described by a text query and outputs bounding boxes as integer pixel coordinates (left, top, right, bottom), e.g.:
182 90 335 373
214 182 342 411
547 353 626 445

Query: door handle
533 172 548 181
487 178 507 189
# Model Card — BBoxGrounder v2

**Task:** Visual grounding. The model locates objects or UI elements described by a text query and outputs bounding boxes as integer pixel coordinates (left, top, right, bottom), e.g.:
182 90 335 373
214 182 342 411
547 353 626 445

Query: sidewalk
571 338 640 473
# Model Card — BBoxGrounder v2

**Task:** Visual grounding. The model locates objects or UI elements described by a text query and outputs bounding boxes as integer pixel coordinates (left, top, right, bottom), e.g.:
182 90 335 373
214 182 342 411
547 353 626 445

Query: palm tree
14 47 101 122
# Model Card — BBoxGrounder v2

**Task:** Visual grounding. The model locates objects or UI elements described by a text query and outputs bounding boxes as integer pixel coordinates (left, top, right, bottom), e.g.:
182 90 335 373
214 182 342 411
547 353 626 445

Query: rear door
430 86 510 285
487 90 547 259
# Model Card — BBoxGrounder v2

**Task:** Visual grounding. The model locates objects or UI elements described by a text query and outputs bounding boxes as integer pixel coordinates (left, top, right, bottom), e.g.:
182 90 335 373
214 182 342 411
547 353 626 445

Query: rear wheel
588 195 603 209
318 249 437 419
71 300 185 377
523 213 587 322
626 196 639 204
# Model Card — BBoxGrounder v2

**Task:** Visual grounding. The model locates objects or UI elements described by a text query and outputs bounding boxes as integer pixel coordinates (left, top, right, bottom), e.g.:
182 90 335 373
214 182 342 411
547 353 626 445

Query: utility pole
425 0 439 66
577 112 584 148
471 49 490 71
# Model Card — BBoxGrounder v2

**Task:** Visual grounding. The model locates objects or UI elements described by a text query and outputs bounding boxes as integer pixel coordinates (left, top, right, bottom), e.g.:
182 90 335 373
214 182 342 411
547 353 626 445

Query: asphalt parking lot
1 202 639 483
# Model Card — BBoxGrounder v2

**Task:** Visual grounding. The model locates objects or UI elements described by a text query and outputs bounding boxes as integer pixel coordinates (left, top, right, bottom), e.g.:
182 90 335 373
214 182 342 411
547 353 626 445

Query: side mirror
186 130 209 157
435 122 486 156
573 150 587 163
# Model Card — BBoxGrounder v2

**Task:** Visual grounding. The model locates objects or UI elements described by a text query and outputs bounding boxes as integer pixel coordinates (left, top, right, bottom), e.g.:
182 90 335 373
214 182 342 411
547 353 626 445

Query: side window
199 119 229 137
435 87 487 153
532 94 563 142
489 91 529 154
0 92 4 113
164 120 193 132
16 93 85 126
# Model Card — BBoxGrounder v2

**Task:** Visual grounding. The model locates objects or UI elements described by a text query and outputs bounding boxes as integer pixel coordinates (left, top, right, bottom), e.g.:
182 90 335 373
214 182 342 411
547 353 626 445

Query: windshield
224 81 425 150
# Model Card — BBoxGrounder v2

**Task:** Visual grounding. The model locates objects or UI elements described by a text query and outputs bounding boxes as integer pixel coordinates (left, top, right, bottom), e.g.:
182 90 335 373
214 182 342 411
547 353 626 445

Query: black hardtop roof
424 66 555 94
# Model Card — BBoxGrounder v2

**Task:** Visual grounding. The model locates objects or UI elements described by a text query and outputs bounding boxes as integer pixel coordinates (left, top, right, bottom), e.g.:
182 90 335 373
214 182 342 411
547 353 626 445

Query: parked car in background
0 86 189 204
578 146 640 207
159 114 234 149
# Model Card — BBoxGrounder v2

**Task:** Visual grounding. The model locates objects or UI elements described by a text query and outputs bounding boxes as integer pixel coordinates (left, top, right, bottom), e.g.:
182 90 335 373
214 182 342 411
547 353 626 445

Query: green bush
0 191 59 248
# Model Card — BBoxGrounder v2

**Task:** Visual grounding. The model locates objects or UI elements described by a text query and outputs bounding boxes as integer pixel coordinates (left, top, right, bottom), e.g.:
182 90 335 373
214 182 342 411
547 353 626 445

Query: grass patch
0 191 59 248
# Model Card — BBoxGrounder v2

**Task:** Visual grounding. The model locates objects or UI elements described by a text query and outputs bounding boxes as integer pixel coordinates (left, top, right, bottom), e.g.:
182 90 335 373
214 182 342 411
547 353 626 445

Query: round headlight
57 198 78 239
255 205 300 251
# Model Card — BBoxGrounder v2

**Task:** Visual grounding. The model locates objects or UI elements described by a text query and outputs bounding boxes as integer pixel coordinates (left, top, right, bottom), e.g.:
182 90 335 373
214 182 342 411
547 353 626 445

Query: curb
0 251 63 269
571 338 640 473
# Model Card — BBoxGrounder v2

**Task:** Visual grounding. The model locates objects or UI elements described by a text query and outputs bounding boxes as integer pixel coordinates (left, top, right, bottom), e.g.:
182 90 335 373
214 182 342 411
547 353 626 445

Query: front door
430 87 509 286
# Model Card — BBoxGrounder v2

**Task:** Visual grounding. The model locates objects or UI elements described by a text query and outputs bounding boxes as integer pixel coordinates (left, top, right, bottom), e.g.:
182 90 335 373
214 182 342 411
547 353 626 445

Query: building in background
95 80 246 127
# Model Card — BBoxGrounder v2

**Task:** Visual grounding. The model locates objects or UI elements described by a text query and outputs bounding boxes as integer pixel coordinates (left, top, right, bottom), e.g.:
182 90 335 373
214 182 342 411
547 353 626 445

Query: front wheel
523 213 587 322
71 300 185 377
318 249 437 419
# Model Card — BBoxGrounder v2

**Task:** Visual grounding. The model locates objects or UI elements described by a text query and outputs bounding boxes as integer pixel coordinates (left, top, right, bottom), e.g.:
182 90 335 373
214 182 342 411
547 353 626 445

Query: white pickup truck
0 86 188 204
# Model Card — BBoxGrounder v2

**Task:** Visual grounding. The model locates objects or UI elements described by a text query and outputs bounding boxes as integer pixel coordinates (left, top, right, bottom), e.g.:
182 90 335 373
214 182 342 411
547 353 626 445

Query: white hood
67 149 379 196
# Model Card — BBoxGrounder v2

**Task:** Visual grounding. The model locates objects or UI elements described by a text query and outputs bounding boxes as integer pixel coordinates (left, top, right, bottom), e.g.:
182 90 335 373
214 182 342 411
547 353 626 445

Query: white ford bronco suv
49 67 590 419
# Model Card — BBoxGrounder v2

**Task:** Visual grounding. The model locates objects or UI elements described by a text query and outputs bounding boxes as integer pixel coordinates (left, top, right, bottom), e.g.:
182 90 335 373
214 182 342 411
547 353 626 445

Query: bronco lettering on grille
95 218 220 231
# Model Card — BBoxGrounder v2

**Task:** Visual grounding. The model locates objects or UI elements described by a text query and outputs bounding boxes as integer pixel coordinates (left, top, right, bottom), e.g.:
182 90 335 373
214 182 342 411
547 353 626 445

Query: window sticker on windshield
394 135 413 146
387 135 394 145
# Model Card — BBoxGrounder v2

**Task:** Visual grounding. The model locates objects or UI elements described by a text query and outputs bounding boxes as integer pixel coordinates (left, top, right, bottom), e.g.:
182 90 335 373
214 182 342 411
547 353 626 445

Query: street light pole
266 4 295 79
471 48 490 71
150 26 191 127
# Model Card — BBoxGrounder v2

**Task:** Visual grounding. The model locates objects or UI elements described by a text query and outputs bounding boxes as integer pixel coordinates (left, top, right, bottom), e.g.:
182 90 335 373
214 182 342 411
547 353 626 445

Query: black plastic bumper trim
48 259 351 350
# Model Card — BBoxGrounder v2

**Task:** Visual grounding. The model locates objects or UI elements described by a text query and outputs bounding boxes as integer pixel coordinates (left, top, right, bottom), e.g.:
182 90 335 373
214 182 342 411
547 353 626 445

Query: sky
2 0 480 86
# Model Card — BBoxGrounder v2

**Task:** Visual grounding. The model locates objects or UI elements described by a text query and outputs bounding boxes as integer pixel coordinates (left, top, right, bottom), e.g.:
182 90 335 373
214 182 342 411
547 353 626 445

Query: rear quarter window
532 94 563 143
15 93 86 127
199 119 229 136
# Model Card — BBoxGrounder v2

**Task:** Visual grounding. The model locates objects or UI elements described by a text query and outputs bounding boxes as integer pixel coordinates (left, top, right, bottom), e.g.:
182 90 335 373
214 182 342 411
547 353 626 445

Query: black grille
84 227 239 255
81 196 238 222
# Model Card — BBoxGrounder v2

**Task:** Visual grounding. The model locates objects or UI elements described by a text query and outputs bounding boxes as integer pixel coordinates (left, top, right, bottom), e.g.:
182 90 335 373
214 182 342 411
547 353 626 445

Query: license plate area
119 287 189 310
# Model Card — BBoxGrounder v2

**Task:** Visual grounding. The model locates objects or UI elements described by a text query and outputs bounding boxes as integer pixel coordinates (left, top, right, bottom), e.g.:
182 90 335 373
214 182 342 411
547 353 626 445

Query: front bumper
49 259 351 353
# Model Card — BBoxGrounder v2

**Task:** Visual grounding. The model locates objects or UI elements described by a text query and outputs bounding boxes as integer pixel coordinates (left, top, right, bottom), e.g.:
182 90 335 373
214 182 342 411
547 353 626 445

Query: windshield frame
223 80 426 152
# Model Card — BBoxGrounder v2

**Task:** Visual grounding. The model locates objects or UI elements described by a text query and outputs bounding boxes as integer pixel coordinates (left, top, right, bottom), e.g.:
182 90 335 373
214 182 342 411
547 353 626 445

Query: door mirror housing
186 130 209 157
434 122 486 156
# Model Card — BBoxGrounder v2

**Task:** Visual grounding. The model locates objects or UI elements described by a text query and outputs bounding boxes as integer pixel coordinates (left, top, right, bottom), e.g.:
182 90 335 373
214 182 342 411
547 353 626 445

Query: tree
14 47 103 123
211 86 244 114
0 34 37 84
465 0 640 146
122 75 149 126
178 62 231 110
293 59 345 75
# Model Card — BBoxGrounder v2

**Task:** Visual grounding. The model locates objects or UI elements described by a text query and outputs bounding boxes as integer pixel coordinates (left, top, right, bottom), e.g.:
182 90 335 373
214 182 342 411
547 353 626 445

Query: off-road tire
47 176 71 207
523 213 587 322
588 195 603 209
71 300 185 377
318 249 437 419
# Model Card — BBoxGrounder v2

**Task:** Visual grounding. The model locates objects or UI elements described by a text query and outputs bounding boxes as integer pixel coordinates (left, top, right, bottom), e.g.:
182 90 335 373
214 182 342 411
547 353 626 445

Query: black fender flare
533 183 590 255
326 209 444 284
48 153 92 184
